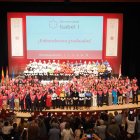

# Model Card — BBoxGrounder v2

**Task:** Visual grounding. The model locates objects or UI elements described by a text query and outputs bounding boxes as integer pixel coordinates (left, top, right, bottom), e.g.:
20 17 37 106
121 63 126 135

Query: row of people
23 59 112 78
0 75 139 111
1 108 140 140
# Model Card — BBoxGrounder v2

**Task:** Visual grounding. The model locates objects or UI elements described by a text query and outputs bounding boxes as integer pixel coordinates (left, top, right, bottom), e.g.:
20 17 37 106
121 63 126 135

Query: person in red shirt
97 88 103 107
46 92 52 109
36 91 42 112
30 91 37 112
19 91 25 112
55 86 61 109
132 84 139 104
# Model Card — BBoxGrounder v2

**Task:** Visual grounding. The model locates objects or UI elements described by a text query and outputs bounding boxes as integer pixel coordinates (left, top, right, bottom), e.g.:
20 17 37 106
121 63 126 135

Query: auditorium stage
15 102 140 118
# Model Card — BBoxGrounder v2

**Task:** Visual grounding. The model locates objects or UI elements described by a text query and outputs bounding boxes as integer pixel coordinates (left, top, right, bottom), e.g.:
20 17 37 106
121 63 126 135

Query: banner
106 18 119 56
11 18 23 56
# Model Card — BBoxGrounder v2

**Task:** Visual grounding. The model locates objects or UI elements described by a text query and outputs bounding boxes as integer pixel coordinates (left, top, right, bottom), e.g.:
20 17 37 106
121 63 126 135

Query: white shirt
2 125 13 135
127 117 136 134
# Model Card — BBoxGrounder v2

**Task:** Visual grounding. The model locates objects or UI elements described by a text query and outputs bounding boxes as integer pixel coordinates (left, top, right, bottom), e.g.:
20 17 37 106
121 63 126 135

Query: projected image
8 13 123 74
26 16 103 59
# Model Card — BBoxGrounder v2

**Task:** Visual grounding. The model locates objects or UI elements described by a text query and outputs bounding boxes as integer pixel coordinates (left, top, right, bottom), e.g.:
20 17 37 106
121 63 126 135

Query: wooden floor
15 102 140 118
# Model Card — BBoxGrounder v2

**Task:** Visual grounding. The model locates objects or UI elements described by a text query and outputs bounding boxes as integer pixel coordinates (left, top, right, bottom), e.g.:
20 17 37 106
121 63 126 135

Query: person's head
99 120 104 125
65 122 70 130
13 123 17 129
52 123 58 129
111 119 116 124
128 113 134 121
4 121 9 126
114 111 118 116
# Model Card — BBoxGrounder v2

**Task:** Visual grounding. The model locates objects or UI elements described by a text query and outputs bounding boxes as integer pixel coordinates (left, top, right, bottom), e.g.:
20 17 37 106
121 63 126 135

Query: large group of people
0 74 139 112
0 59 140 140
1 108 140 140
23 59 112 80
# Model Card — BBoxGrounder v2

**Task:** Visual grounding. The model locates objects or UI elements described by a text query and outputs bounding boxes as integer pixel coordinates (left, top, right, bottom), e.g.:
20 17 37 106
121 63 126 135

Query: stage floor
14 96 140 117
15 102 140 118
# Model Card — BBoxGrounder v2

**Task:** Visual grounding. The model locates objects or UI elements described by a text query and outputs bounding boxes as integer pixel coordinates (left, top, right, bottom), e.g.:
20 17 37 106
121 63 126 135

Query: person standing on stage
85 89 92 110
56 94 61 109
19 91 25 111
8 89 15 111
112 86 118 105
25 90 32 112
108 87 112 106
132 83 139 104
117 86 123 105
52 90 58 109
126 86 131 104
55 85 61 109
41 90 47 110
97 88 103 107
72 88 79 110
102 86 108 106
14 91 20 111
37 90 43 111
31 91 37 112
79 90 85 110
65 86 72 110
92 88 97 107
122 86 127 104
46 92 52 109
2 92 8 110
60 89 66 109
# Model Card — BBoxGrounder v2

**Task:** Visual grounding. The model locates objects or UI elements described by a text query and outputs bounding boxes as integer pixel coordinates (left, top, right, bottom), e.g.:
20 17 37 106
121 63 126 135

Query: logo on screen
49 20 57 29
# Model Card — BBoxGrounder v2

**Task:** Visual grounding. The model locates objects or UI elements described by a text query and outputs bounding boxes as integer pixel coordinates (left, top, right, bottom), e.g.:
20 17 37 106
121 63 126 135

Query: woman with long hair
61 122 74 140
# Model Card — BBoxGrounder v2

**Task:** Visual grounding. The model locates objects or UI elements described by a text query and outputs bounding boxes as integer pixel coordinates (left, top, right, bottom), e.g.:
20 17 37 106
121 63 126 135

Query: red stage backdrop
7 13 123 75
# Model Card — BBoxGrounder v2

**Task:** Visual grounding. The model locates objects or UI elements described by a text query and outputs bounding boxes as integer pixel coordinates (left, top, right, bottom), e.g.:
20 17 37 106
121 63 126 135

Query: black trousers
133 94 138 104
52 100 57 109
20 100 24 111
31 102 37 112
56 99 61 108
73 100 78 109
103 95 108 105
37 100 43 111
97 96 103 107
25 101 31 112
65 98 72 109
60 100 65 109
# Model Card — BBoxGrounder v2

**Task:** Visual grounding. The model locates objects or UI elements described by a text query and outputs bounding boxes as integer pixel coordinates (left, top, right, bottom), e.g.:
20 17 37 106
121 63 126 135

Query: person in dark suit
72 88 79 110
25 90 31 112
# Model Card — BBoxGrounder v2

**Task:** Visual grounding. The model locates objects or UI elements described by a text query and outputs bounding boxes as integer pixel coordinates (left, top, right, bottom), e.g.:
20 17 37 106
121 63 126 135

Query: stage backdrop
7 13 123 75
